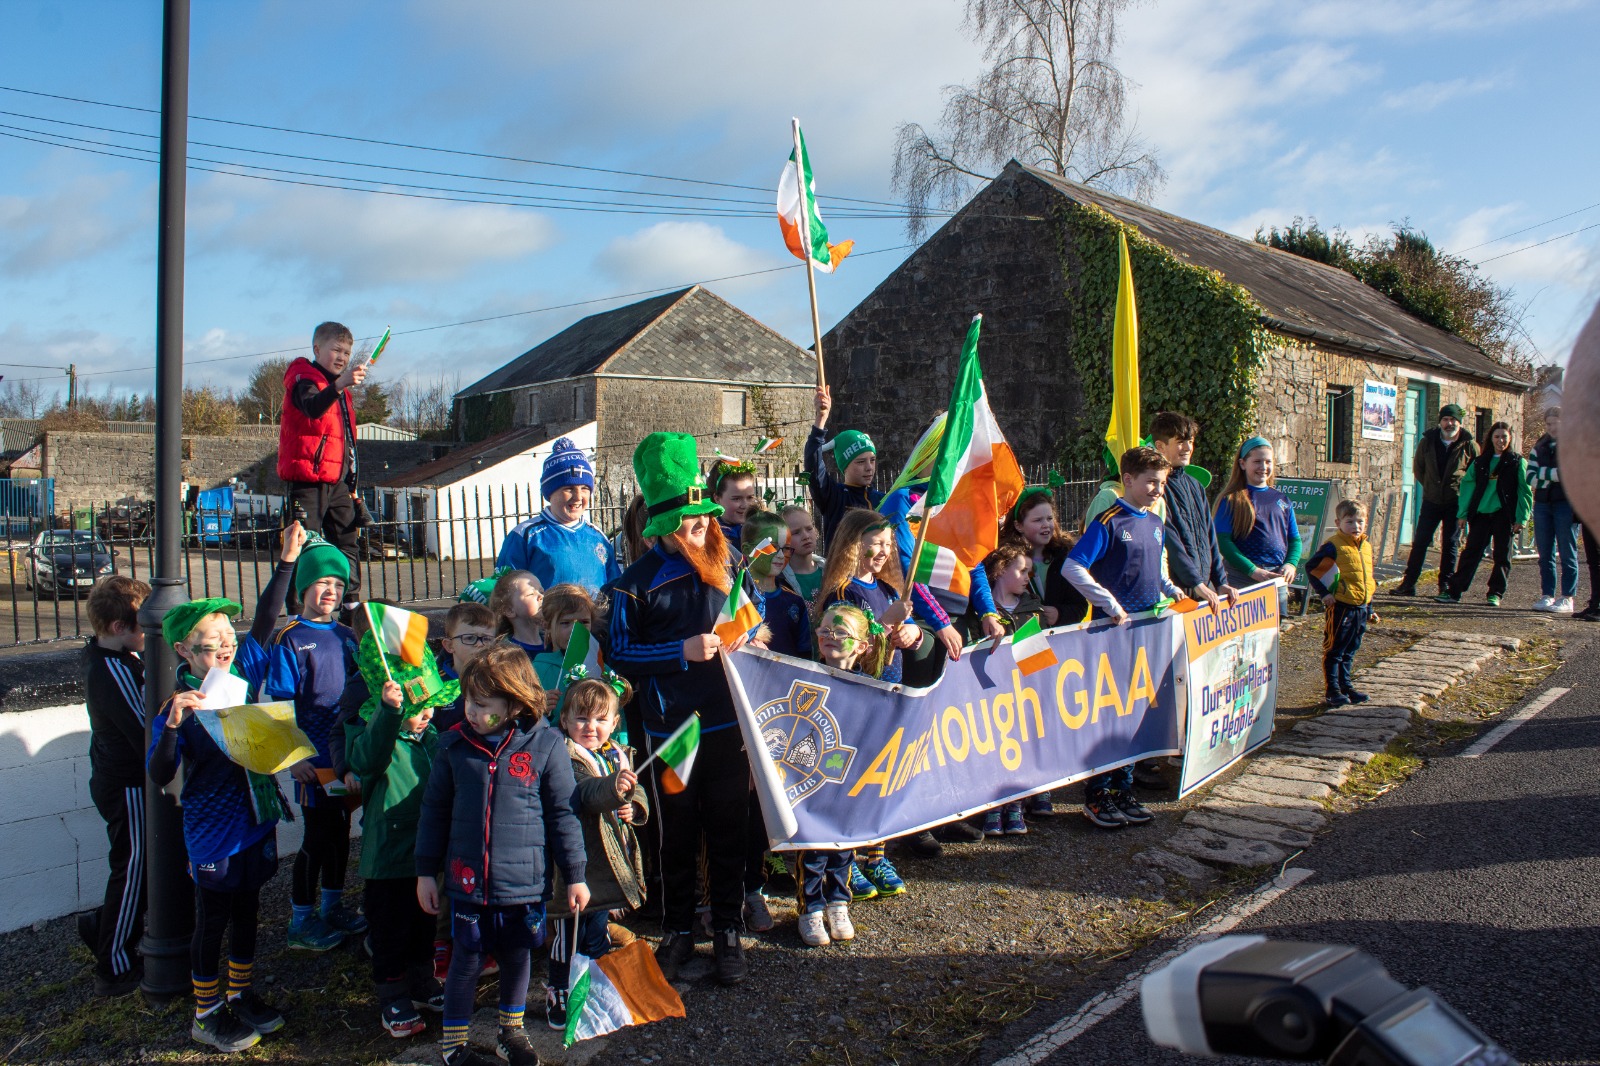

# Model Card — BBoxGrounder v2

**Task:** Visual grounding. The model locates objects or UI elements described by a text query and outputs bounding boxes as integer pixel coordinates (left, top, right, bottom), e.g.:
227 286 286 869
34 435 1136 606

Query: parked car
26 529 117 598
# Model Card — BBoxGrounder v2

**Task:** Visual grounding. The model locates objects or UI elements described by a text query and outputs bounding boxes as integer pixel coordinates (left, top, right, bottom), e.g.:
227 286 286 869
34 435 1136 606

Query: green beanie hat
823 429 875 469
294 532 352 598
1439 403 1465 421
634 432 724 540
163 597 241 648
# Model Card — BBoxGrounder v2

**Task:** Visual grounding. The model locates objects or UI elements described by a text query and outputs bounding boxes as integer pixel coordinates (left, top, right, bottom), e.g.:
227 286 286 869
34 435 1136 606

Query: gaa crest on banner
755 680 857 805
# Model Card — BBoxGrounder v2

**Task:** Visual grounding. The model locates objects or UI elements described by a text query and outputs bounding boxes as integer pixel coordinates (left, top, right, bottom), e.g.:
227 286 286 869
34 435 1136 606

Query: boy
277 321 368 615
437 601 498 734
264 533 363 951
1150 411 1238 612
83 574 153 997
495 437 619 594
780 504 825 605
806 386 884 545
1061 447 1183 830
746 512 810 657
1307 501 1377 707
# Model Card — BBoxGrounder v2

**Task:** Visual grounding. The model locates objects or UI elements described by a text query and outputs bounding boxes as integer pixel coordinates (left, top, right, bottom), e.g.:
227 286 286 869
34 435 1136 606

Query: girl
813 509 920 684
978 544 1046 836
533 583 604 724
781 504 826 606
1000 483 1088 629
747 511 810 657
799 604 882 946
414 643 589 1066
488 569 545 660
542 668 648 1030
710 457 760 551
1441 421 1532 605
1214 437 1301 617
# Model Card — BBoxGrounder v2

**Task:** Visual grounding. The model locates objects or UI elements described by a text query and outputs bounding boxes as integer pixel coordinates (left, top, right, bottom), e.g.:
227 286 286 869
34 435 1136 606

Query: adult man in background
1529 406 1579 614
1392 404 1477 598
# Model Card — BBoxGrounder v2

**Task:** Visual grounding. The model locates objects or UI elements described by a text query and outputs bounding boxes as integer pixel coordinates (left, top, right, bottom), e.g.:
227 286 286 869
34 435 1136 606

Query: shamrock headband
1010 471 1066 521
561 663 627 699
710 451 757 494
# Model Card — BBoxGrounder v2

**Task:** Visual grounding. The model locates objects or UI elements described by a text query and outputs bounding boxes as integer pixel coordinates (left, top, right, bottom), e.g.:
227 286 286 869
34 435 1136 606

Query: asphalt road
991 620 1600 1066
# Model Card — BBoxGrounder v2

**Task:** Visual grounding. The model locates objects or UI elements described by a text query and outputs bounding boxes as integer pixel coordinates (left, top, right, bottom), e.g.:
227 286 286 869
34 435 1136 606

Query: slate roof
456 285 815 398
0 419 41 459
1013 163 1529 389
380 429 546 489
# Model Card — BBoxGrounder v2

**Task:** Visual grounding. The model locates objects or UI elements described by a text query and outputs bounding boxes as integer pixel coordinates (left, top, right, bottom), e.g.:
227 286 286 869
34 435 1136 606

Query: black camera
1141 936 1516 1066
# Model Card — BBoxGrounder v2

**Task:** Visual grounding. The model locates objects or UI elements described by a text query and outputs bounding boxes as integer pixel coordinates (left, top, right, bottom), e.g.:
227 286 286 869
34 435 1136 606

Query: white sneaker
824 901 855 942
1533 596 1556 612
1554 597 1575 615
797 909 830 947
743 891 775 933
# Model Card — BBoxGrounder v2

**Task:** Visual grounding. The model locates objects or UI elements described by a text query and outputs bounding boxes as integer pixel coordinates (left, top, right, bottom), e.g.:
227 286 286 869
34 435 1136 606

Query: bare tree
239 356 292 425
892 0 1164 239
390 372 460 438
0 377 49 418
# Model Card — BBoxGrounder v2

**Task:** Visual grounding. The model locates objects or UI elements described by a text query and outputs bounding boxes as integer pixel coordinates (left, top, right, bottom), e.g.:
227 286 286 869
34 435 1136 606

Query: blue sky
2 0 1597 412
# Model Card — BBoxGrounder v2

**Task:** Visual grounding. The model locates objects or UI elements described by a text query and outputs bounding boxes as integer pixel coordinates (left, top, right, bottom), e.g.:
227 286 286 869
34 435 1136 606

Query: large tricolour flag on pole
778 119 853 273
911 315 1025 594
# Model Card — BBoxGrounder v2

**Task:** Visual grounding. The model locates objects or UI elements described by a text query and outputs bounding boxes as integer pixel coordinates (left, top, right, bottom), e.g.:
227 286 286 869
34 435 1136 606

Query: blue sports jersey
760 585 811 658
1215 485 1297 569
264 615 357 805
496 511 620 594
1069 498 1172 613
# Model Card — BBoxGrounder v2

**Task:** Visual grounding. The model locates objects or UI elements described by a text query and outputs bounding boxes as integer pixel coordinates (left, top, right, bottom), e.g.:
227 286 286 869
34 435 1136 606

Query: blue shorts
449 900 546 955
190 830 278 893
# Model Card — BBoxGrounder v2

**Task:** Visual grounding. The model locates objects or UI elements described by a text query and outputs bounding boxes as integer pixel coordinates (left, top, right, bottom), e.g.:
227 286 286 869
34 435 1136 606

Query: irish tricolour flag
1009 616 1060 675
910 315 1025 595
366 603 429 667
558 621 604 689
714 570 762 645
778 119 853 272
650 714 701 794
563 940 685 1046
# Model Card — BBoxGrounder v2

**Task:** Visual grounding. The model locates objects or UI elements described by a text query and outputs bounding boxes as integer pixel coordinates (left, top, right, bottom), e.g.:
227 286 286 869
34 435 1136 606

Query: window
572 384 584 419
1475 407 1492 445
721 389 746 426
1325 385 1354 463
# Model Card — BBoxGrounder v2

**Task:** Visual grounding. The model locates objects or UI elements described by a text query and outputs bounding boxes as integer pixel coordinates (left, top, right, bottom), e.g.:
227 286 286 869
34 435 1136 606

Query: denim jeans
1533 500 1580 598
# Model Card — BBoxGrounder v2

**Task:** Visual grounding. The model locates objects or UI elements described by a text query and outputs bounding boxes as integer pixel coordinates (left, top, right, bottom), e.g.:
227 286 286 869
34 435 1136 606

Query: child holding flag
607 432 760 987
1307 500 1377 707
543 667 648 1030
813 509 923 685
806 386 883 544
1061 447 1183 830
415 643 589 1066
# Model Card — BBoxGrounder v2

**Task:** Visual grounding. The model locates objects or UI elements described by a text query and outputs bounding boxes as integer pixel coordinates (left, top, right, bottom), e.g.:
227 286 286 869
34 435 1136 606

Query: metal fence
0 464 1107 649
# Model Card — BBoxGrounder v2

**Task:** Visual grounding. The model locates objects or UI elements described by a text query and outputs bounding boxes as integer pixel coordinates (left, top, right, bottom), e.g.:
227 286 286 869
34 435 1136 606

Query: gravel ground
0 568 1572 1066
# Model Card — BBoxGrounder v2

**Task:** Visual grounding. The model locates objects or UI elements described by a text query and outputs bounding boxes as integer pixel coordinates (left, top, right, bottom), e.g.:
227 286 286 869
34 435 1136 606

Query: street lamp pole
137 0 194 1003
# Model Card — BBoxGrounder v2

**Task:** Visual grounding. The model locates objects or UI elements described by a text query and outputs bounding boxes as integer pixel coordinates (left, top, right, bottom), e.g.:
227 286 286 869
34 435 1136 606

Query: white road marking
990 867 1316 1066
1458 686 1571 759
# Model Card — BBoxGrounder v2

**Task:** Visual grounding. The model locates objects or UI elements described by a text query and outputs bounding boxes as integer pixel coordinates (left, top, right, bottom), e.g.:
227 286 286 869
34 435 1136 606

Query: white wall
0 703 353 933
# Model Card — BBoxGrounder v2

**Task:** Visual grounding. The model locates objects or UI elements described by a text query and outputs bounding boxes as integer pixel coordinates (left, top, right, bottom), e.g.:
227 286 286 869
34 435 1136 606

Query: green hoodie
344 701 439 881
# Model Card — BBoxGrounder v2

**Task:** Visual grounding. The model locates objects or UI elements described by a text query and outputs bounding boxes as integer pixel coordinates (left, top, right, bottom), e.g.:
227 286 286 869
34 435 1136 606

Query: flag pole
364 602 395 685
906 509 932 598
792 119 827 390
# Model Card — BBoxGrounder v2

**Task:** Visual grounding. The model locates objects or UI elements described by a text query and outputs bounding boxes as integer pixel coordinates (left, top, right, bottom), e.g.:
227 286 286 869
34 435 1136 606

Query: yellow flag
1105 230 1140 467
207 701 317 776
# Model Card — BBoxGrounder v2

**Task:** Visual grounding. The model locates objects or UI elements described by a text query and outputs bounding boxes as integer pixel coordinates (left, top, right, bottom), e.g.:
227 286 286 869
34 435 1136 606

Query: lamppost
136 0 193 1003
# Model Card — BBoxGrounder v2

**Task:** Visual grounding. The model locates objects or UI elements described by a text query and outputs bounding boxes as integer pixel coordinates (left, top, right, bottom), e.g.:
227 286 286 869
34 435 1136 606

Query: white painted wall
0 703 356 933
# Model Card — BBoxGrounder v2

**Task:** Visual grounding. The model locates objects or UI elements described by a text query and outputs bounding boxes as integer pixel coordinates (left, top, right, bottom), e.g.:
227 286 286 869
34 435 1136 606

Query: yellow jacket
1306 532 1374 606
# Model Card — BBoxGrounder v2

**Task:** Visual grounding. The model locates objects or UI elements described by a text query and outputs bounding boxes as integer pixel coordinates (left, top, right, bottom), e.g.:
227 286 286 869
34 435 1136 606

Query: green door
1399 384 1427 544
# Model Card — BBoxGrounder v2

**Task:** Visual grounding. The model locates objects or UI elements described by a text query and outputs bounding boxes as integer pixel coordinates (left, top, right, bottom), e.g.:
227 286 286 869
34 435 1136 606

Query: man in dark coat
1393 404 1478 596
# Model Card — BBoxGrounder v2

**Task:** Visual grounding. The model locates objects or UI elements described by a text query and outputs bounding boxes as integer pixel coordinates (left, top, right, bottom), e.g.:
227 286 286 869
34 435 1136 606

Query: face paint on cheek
840 637 855 651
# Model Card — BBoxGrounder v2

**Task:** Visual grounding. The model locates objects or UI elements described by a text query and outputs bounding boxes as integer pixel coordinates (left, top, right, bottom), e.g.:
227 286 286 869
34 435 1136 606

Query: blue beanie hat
542 437 595 499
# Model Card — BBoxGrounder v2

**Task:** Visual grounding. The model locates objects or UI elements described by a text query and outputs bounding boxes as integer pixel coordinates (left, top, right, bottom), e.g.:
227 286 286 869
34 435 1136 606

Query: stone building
453 285 815 487
824 161 1529 558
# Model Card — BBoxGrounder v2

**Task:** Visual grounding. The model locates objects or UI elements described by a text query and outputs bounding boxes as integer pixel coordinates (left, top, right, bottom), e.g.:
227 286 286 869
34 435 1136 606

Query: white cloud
0 169 145 276
593 221 780 294
192 176 558 290
1380 74 1506 112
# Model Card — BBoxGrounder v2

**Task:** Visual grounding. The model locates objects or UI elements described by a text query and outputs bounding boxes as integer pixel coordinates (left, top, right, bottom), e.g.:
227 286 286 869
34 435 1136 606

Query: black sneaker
1387 585 1415 597
496 1025 541 1066
654 930 696 980
409 969 445 1013
76 910 99 951
907 829 944 858
1083 795 1130 829
191 1004 262 1053
1111 791 1154 824
545 984 568 1030
712 927 747 986
1345 689 1370 704
443 1044 500 1066
228 989 285 1034
933 819 985 843
1577 605 1600 622
1325 691 1351 708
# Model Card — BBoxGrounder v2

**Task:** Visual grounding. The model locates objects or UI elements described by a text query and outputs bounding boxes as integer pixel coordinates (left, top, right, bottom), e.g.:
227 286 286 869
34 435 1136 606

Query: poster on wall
1177 582 1281 798
1362 379 1398 441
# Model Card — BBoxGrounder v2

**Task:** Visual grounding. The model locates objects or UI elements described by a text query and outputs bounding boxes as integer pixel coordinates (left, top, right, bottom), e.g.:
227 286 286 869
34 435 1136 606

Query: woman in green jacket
1440 422 1533 606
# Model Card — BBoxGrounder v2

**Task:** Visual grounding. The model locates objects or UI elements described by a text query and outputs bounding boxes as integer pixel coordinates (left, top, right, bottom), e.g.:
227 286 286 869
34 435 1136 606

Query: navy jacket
804 426 884 547
604 543 762 736
1163 467 1228 592
414 717 586 906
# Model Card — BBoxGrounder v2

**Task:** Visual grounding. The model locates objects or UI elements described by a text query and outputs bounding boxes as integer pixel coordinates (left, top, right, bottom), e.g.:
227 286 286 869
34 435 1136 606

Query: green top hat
635 432 724 540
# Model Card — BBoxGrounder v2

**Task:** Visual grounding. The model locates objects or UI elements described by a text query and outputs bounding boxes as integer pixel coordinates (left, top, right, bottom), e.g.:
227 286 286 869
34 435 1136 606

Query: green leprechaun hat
635 431 724 539
353 627 460 721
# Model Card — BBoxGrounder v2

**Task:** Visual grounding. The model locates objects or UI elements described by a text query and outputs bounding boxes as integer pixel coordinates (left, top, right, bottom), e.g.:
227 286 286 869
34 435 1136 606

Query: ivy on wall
1055 202 1271 477
454 392 516 443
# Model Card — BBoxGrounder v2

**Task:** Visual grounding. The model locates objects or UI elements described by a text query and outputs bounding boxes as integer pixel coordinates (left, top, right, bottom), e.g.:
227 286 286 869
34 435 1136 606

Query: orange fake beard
669 521 732 593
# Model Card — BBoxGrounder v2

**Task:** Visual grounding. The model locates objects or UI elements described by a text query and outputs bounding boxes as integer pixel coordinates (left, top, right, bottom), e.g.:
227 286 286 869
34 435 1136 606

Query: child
1440 421 1532 606
277 321 367 615
799 604 879 945
972 544 1046 838
1000 484 1088 630
747 511 810 657
264 533 364 951
543 668 649 1030
435 601 499 735
415 643 589 1066
83 574 153 997
1307 501 1377 708
780 504 826 606
711 457 761 551
1062 447 1183 830
489 568 545 660
814 508 922 685
344 675 445 1039
495 437 618 594
1150 411 1237 612
143 524 305 1051
532 583 593 688
1214 437 1301 617
805 385 885 545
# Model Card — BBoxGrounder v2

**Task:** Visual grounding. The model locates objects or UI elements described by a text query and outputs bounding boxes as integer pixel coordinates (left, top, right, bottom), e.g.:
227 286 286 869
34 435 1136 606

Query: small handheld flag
744 537 777 564
559 621 605 689
563 940 686 1046
366 325 392 366
366 602 429 667
640 714 701 794
713 570 762 645
755 436 783 454
1009 616 1060 675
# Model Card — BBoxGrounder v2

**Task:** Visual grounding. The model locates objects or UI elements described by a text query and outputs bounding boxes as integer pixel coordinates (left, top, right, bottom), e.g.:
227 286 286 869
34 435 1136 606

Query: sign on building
1362 379 1398 441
